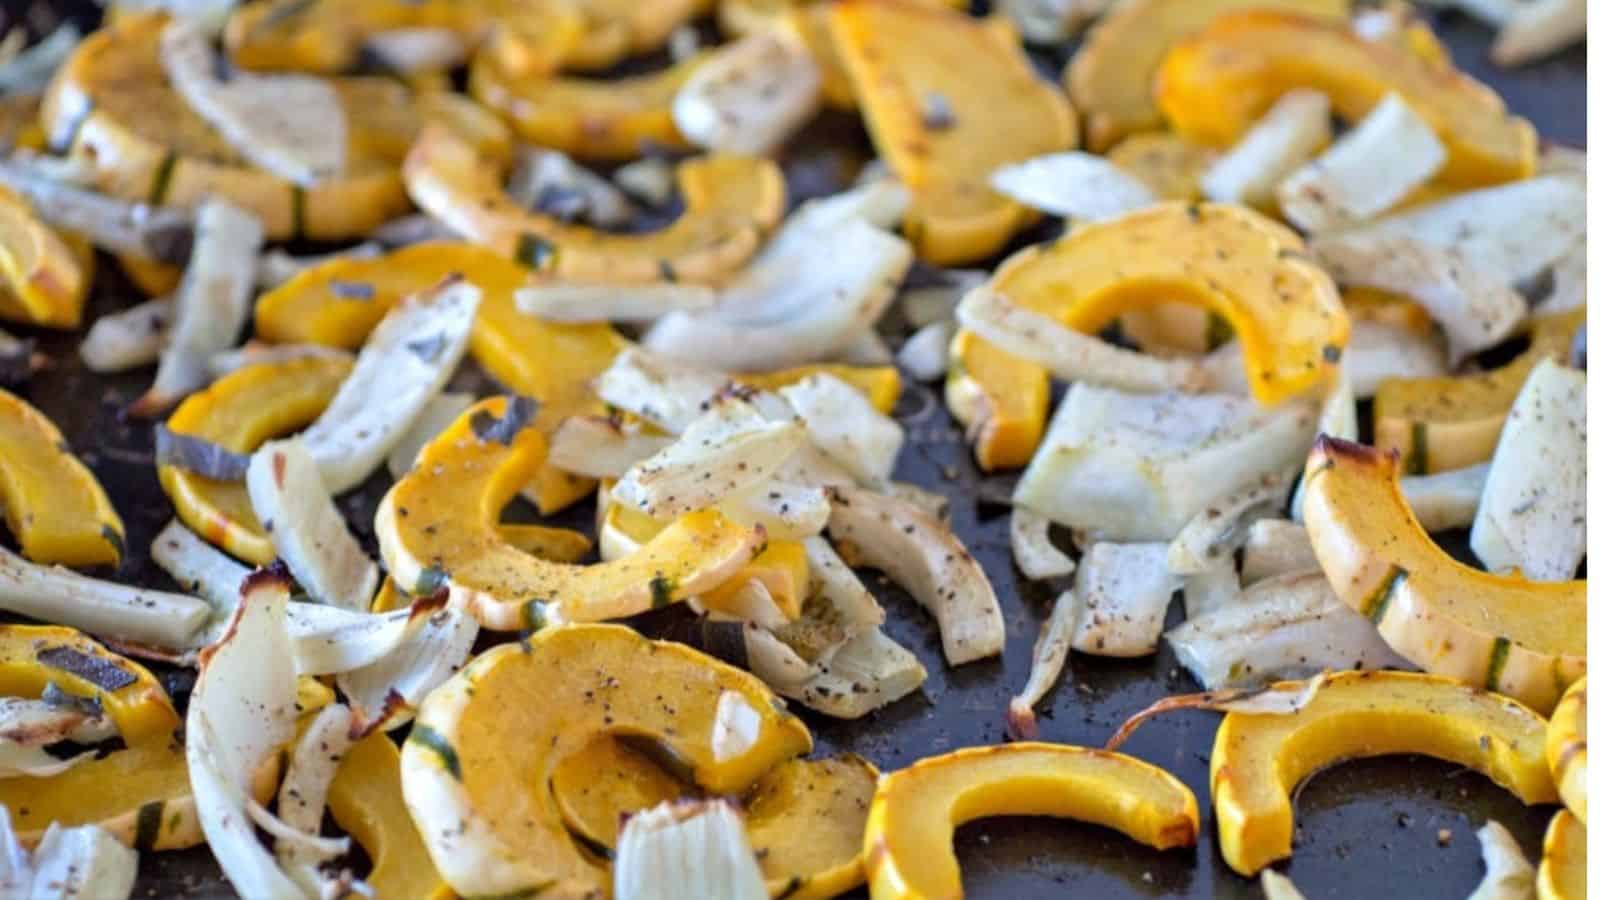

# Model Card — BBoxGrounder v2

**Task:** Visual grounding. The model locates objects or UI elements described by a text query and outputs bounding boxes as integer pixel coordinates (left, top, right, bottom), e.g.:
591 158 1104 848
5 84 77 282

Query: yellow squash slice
327 733 452 900
1547 677 1586 824
404 124 785 284
1066 0 1349 151
0 185 88 328
0 389 124 567
115 252 181 298
1211 670 1557 875
864 743 1198 899
42 12 417 240
560 0 711 71
1155 10 1537 186
0 625 178 744
225 0 583 77
1374 309 1584 474
945 329 1049 472
399 624 812 897
1539 809 1586 900
376 397 765 630
985 202 1349 406
1105 132 1218 202
158 356 353 565
468 49 701 160
828 0 1079 264
1301 437 1585 713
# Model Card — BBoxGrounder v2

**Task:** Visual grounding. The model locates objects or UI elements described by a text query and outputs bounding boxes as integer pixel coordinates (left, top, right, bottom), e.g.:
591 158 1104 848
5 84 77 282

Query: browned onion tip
348 688 407 741
1005 700 1039 741
1104 674 1332 751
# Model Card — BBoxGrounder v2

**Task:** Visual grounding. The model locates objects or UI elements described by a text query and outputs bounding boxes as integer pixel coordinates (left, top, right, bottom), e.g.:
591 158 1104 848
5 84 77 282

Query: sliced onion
896 319 954 382
162 21 346 186
1105 671 1333 751
1168 473 1293 575
1239 519 1319 585
1343 319 1448 398
363 27 468 73
0 157 193 264
515 282 716 323
0 25 80 96
186 570 306 898
1402 462 1488 532
997 0 1110 43
1276 93 1446 231
613 397 805 519
1166 571 1411 690
899 269 986 328
548 415 674 481
0 546 209 650
643 218 912 372
1014 383 1318 541
504 146 636 228
828 487 1003 665
385 392 476 480
613 157 676 208
1470 358 1586 579
371 214 458 247
1010 508 1075 580
0 328 39 386
255 242 382 291
1072 542 1181 658
1491 0 1584 66
777 374 903 487
151 518 249 649
1182 565 1243 620
1469 820 1536 899
0 696 111 777
1541 241 1585 314
275 703 358 896
769 627 926 719
114 0 239 35
594 348 734 435
337 605 479 736
299 278 480 493
283 594 443 676
884 480 950 522
0 811 137 900
1260 870 1307 900
831 331 894 367
1289 371 1356 522
990 151 1156 221
672 29 821 156
719 480 831 541
1201 90 1331 207
135 199 264 415
79 297 171 374
613 800 766 900
957 285 1209 393
246 438 379 610
208 343 353 382
1007 587 1078 739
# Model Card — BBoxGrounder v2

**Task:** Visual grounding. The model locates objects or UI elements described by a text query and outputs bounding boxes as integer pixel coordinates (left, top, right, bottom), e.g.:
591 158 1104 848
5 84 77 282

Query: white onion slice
0 157 193 263
1344 319 1448 398
593 348 733 435
275 703 358 896
1468 820 1536 899
1201 90 1331 207
1072 542 1181 658
246 438 379 611
957 286 1209 393
1402 463 1488 532
0 810 137 900
1010 508 1075 580
991 151 1156 221
136 199 264 414
768 627 926 719
1239 520 1319 585
162 21 346 186
547 415 674 481
1168 473 1293 575
207 342 352 380
151 518 248 649
1260 870 1308 900
997 0 1110 42
0 546 209 650
299 279 479 493
0 696 112 778
385 392 476 480
614 800 766 900
1276 93 1446 232
255 242 382 290
828 487 1003 665
337 606 479 736
1541 242 1585 314
896 320 954 382
1006 587 1079 739
80 296 172 373
1166 571 1411 690
1289 371 1355 522
1470 358 1586 579
1490 0 1584 66
505 146 636 229
613 397 804 519
364 27 468 73
515 282 716 323
719 480 831 541
831 331 894 367
0 25 80 96
777 374 903 487
1182 565 1243 620
672 30 821 156
186 571 307 898
283 596 442 676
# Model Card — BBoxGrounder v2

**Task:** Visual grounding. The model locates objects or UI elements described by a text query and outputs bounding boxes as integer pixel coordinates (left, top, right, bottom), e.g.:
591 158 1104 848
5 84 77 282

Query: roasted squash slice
376 397 765 630
987 202 1348 406
1547 677 1586 824
0 625 178 744
828 1 1078 265
1211 670 1557 875
3 738 202 850
0 94 44 152
115 252 181 299
945 329 1050 471
404 125 785 284
1374 309 1584 474
1539 809 1586 900
1301 437 1586 713
328 732 452 900
41 12 416 240
468 48 701 161
0 184 88 328
0 389 124 567
550 734 685 849
1066 0 1349 151
225 0 583 77
1155 10 1538 186
864 743 1198 899
560 0 711 71
399 623 812 897
158 356 353 566
1105 132 1218 202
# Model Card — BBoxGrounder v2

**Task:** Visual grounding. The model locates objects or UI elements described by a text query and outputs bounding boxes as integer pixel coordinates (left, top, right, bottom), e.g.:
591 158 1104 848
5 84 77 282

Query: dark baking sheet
6 2 1587 896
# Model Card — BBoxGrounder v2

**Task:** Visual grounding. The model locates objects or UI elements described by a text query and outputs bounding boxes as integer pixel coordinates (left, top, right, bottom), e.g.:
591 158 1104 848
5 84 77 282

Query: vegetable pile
0 0 1585 897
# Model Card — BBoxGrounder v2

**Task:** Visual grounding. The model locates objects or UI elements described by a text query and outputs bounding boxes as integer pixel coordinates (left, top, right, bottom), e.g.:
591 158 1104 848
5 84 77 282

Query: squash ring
1538 809 1586 900
0 185 89 328
375 396 765 630
1547 676 1587 824
0 388 124 567
327 732 452 900
1210 669 1558 875
403 124 785 284
1301 436 1585 712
